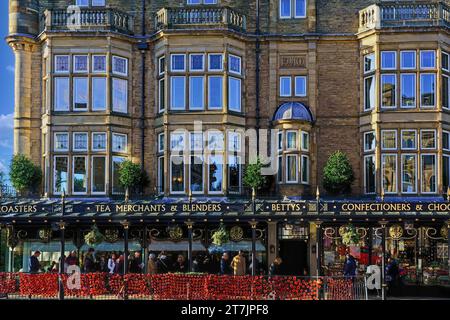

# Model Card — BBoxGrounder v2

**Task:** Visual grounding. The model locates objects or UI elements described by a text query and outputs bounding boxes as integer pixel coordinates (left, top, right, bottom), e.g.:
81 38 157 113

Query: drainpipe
255 0 261 154
138 0 148 196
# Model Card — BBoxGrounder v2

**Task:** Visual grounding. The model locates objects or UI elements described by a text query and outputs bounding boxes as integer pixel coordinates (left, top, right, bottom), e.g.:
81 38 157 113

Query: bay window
401 130 416 150
158 56 166 75
54 156 68 194
55 55 70 73
228 55 241 75
381 130 397 150
208 155 223 193
420 130 436 150
190 54 204 72
112 133 127 153
400 74 416 108
401 154 417 193
443 52 449 71
400 51 416 70
286 154 298 183
73 77 88 110
228 77 242 112
364 53 375 73
381 51 396 70
364 131 376 152
171 156 185 193
112 78 128 113
73 55 88 73
442 75 449 109
171 54 186 72
190 132 203 151
277 131 283 151
158 133 165 153
364 76 375 111
171 76 186 110
189 76 205 110
92 77 107 111
159 79 165 112
190 155 204 193
91 156 106 194
381 74 397 108
443 130 450 151
301 132 309 151
301 155 309 184
171 132 185 151
112 56 128 76
54 77 70 111
73 132 88 151
112 156 125 194
420 74 436 107
208 54 223 71
92 132 106 151
228 155 241 192
208 76 223 109
382 154 397 193
92 55 106 73
207 131 224 151
420 50 436 69
286 131 297 150
421 154 436 193
228 131 241 152
54 133 69 151
364 155 376 194
72 156 87 194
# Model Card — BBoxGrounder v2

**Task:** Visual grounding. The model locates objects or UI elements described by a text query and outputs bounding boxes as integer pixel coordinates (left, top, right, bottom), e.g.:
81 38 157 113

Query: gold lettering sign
280 55 306 69
0 205 38 214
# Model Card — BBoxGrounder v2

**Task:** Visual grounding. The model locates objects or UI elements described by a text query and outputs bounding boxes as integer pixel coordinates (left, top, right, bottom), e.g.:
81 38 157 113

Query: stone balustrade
155 7 246 32
359 1 450 33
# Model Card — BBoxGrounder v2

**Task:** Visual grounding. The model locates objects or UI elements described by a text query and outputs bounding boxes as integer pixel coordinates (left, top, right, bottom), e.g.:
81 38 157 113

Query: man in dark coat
29 251 41 273
129 251 144 273
83 248 96 273
220 252 232 275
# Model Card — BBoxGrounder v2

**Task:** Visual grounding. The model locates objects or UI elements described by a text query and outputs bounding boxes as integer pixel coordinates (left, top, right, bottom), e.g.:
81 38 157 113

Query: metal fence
0 272 367 300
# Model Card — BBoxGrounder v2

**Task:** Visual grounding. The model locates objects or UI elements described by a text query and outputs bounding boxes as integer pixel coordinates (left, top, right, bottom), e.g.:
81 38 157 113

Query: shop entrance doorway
279 240 308 275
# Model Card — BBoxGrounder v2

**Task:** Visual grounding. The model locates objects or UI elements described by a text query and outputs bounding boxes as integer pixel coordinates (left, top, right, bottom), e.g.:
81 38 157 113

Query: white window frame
294 76 307 97
112 56 128 76
208 154 224 194
286 130 298 150
91 0 106 7
363 131 376 152
228 77 242 112
294 0 307 18
73 55 89 73
92 55 107 73
170 155 186 194
228 54 242 75
189 76 205 110
158 132 165 153
112 133 128 153
381 153 398 194
75 0 89 6
420 73 436 108
92 132 107 151
280 76 292 97
364 53 376 74
73 77 89 111
420 129 437 150
53 155 69 195
443 74 450 110
208 54 223 71
190 132 204 152
54 55 70 73
381 51 397 70
170 76 186 110
190 155 205 194
72 156 88 195
381 74 397 109
420 50 436 70
208 76 223 110
171 54 186 72
364 154 376 195
442 51 450 72
73 132 88 152
92 77 107 111
400 129 417 151
443 130 450 152
158 56 166 76
279 0 292 19
400 73 416 109
401 154 417 194
400 51 416 70
91 155 107 195
54 133 69 152
301 131 309 152
170 132 186 151
381 130 397 151
364 75 375 111
112 78 128 113
158 78 165 113
207 131 224 151
420 153 437 194
189 54 205 72
228 131 242 152
285 154 298 183
112 156 126 195
300 154 309 184
54 77 70 111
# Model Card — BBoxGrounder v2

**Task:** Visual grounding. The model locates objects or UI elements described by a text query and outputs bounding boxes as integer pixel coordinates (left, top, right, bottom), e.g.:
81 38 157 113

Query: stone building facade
7 0 450 199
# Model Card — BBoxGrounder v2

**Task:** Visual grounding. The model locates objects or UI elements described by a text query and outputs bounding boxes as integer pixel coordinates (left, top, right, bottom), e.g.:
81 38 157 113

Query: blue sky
0 2 16 179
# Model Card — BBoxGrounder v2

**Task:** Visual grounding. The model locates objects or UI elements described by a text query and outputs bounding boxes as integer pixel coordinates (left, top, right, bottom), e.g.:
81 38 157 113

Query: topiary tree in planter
118 160 145 201
322 151 354 195
9 154 42 197
243 157 267 200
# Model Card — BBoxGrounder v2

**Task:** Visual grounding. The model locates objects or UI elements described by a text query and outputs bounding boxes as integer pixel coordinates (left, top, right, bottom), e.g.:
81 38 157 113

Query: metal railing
359 1 450 32
155 7 246 32
0 273 367 300
41 8 134 34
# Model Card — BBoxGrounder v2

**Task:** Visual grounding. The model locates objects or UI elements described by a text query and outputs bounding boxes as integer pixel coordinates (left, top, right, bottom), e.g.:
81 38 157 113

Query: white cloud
0 113 14 130
6 65 14 73
0 159 8 173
